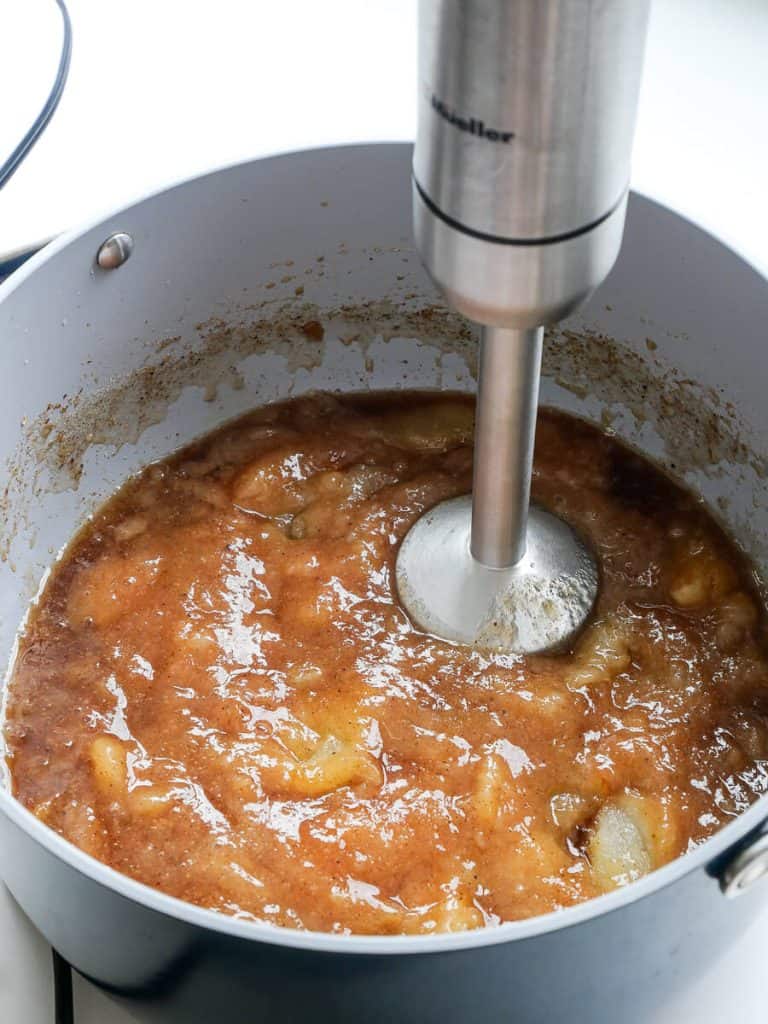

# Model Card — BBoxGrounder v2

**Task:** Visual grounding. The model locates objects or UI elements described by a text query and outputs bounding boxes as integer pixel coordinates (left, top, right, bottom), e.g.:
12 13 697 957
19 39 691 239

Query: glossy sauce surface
6 393 768 934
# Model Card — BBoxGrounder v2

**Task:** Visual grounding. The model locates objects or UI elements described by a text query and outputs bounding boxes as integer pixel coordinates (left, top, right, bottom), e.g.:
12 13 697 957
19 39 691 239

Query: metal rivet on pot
96 232 134 270
720 832 768 897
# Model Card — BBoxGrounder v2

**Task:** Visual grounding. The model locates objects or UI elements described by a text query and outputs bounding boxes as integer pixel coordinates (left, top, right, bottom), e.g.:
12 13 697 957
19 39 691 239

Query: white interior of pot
2 142 768 818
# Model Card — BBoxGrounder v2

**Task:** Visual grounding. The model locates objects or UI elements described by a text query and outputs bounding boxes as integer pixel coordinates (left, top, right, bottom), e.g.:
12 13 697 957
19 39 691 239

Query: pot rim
1 142 767 957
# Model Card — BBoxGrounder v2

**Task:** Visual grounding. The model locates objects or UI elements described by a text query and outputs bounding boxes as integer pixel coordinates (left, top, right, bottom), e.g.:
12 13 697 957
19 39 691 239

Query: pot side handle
718 822 768 897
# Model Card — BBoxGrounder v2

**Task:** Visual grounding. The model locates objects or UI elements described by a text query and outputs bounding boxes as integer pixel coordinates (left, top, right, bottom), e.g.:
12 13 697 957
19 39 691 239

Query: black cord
52 948 75 1024
0 0 72 190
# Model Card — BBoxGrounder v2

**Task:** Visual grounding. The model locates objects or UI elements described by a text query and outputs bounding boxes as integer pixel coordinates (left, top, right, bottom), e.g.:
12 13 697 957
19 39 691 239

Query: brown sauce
5 392 768 935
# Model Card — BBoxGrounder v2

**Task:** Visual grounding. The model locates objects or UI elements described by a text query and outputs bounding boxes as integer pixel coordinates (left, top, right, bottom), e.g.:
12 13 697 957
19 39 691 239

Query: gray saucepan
1 143 768 1023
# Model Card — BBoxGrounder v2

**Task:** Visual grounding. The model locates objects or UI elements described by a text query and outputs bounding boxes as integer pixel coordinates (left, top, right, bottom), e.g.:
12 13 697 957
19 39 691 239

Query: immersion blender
396 0 651 653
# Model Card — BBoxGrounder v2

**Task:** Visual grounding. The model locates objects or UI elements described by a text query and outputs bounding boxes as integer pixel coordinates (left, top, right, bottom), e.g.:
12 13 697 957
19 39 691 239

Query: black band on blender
413 176 627 247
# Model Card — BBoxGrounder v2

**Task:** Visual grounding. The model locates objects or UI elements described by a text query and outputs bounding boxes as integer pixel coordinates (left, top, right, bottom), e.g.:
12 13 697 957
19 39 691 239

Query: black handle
52 948 74 1024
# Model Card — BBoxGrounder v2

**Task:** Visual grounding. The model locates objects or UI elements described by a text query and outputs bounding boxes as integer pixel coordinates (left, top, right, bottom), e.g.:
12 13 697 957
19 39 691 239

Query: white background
1 1 768 1021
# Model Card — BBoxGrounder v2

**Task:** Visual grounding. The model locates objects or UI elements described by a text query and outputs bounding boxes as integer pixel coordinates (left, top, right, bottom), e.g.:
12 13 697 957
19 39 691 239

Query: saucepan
1 143 768 1023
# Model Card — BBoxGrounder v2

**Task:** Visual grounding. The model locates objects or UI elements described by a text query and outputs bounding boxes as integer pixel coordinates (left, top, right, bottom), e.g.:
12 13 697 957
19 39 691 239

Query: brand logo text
431 95 514 143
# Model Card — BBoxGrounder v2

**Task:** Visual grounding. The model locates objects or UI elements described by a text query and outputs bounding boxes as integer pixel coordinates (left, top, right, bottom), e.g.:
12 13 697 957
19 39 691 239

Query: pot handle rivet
720 831 768 897
96 232 134 270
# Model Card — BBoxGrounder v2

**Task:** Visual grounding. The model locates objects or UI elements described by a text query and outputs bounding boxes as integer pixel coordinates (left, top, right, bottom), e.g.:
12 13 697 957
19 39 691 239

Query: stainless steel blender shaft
471 326 542 569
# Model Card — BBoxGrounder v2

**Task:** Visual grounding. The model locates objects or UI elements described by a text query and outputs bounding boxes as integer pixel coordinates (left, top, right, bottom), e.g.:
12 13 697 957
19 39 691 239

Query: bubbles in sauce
5 393 768 934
